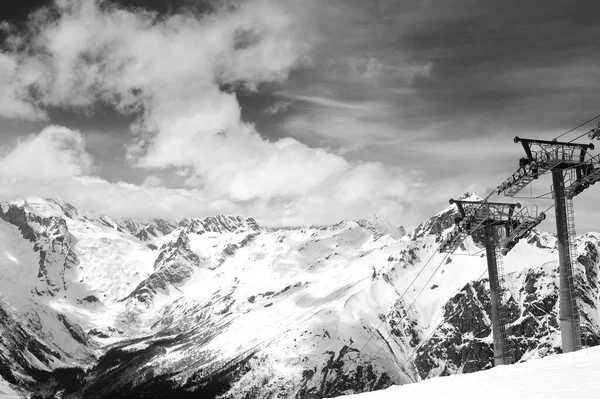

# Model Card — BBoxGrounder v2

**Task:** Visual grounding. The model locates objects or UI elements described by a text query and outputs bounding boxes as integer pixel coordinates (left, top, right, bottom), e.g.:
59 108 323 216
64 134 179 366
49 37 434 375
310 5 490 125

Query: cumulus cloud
0 125 92 179
2 0 302 111
0 0 429 226
0 126 218 219
0 125 431 226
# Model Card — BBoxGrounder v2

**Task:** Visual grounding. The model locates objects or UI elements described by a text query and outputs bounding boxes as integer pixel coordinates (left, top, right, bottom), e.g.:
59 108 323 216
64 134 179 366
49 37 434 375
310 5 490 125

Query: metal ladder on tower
563 196 583 350
494 241 514 364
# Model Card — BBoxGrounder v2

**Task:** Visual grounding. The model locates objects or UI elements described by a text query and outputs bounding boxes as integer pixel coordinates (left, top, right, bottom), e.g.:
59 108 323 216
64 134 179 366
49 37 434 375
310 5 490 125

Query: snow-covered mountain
0 197 598 398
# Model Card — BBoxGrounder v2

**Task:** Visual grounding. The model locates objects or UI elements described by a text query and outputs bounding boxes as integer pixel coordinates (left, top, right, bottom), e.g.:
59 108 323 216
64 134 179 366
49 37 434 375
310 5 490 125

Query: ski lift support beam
497 137 594 197
564 152 600 199
438 199 545 255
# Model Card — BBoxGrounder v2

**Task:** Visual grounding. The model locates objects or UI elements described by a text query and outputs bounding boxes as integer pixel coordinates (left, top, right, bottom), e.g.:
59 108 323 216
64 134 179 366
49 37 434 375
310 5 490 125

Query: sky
0 0 599 232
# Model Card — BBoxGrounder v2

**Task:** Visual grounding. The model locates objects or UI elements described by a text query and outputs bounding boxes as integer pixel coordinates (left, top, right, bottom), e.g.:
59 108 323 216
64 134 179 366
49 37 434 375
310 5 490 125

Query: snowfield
338 344 600 399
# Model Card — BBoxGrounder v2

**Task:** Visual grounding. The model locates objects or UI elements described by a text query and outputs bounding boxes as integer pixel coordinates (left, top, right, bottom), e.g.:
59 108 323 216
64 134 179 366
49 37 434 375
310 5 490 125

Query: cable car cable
552 112 600 142
357 243 444 355
397 267 488 375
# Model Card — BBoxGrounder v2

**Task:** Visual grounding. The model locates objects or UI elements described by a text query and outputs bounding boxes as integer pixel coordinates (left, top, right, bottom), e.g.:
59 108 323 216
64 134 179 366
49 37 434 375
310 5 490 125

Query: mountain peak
356 214 406 240
457 191 482 201
4 197 89 221
409 198 465 240
180 214 262 234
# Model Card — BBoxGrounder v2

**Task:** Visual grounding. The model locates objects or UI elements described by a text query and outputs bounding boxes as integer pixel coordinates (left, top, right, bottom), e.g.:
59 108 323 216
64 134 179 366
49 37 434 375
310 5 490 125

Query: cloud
264 100 291 115
15 0 586 230
2 0 318 193
270 0 600 148
141 175 164 187
0 125 425 226
0 53 47 120
278 93 379 111
0 0 304 112
0 174 213 221
0 0 429 227
0 126 217 219
0 125 92 179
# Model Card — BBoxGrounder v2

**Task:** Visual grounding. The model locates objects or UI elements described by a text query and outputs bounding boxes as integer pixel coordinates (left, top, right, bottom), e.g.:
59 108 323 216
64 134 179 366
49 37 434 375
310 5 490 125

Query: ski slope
338 345 600 399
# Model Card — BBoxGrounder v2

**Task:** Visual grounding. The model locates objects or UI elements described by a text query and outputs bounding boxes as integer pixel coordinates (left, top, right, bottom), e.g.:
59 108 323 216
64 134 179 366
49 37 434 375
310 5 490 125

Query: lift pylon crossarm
437 199 499 254
564 153 600 199
499 212 547 255
449 199 520 230
514 136 594 164
438 199 538 255
450 198 520 221
498 137 596 197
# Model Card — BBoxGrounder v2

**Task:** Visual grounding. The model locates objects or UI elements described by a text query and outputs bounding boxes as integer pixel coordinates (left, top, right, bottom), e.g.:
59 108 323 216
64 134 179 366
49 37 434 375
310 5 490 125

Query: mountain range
0 195 598 398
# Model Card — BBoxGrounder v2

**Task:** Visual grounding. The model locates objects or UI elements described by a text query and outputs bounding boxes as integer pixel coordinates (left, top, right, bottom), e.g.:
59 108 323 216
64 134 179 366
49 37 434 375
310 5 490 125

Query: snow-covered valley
0 196 599 398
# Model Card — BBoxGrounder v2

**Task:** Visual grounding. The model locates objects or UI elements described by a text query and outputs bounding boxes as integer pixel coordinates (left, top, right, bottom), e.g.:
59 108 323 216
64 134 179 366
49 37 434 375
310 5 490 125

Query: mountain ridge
0 196 598 398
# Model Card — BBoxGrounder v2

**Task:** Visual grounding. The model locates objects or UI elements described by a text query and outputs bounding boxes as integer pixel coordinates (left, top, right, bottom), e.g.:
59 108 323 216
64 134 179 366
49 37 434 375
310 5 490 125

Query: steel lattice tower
439 199 546 365
497 137 595 352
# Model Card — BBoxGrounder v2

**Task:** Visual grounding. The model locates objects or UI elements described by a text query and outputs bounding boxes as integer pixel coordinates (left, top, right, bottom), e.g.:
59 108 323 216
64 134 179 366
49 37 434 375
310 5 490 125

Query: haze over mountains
0 195 598 398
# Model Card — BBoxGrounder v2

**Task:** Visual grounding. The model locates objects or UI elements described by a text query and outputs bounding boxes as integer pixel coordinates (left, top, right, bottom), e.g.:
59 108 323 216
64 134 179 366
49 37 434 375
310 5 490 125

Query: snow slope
338 345 600 399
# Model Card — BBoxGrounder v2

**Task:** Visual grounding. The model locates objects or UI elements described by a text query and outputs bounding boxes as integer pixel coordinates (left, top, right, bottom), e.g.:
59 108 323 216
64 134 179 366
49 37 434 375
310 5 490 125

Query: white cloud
0 174 213 221
0 54 47 120
278 93 378 111
0 125 92 180
0 125 427 226
141 175 164 187
0 1 432 227
2 0 322 199
264 101 291 115
0 127 216 219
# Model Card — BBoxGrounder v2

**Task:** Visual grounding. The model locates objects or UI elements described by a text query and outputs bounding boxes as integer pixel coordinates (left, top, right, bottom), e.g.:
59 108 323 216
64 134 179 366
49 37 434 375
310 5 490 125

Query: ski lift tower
497 137 595 353
439 199 546 366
